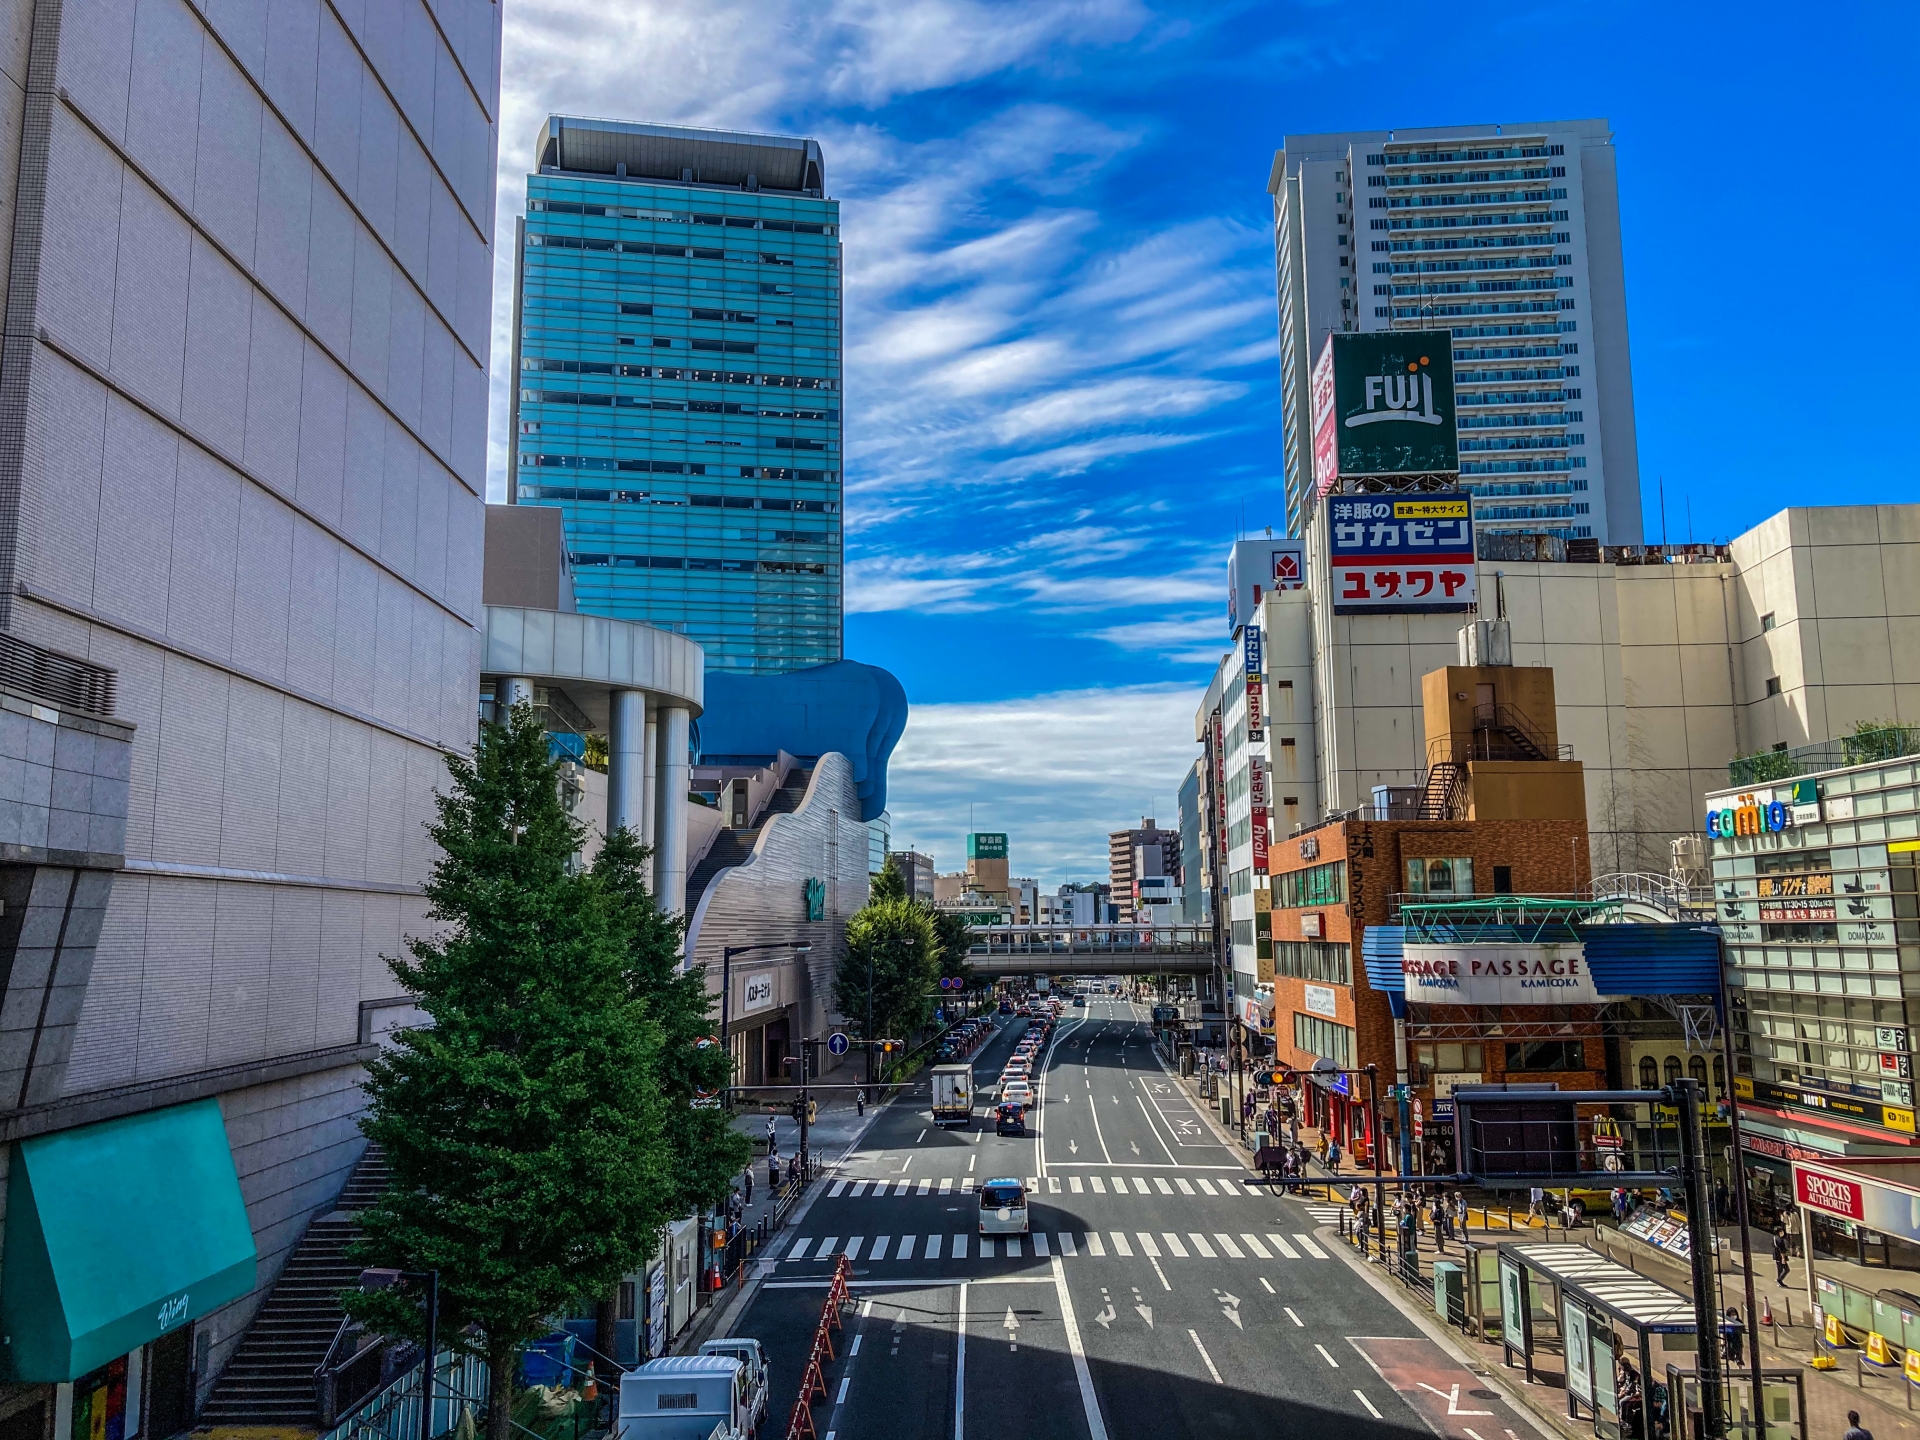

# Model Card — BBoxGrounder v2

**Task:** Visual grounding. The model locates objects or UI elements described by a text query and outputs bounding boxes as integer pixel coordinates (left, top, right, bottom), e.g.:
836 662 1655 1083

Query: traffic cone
1761 1296 1774 1328
583 1362 598 1402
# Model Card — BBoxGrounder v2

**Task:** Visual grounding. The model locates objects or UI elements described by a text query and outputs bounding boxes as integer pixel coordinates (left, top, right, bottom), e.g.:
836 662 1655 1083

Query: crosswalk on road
824 1175 1270 1199
781 1230 1330 1264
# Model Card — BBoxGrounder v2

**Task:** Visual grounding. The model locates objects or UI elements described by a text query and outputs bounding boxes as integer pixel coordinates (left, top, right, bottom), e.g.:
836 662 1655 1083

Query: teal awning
2 1099 257 1381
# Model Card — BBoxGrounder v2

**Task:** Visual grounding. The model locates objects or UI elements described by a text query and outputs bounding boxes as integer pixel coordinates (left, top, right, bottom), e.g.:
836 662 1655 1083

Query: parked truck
930 1063 975 1128
618 1347 766 1440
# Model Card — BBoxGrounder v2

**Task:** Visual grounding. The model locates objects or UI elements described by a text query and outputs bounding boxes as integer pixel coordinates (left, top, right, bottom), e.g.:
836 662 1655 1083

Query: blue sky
490 0 1920 887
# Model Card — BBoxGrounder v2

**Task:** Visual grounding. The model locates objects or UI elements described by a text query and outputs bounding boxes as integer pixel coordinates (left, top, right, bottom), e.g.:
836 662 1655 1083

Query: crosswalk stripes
1303 1204 1346 1224
781 1229 1336 1266
822 1174 1275 1201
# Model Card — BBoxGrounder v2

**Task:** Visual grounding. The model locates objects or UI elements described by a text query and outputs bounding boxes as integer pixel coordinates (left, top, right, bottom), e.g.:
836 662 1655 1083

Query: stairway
1415 761 1463 821
200 1144 392 1428
686 768 812 905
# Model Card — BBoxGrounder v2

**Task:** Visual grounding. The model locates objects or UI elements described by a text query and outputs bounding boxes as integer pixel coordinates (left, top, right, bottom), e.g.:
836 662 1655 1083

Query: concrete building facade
0 0 500 1414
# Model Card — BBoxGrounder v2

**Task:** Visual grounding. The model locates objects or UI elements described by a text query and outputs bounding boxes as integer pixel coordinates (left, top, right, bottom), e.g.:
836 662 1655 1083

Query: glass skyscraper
512 117 842 672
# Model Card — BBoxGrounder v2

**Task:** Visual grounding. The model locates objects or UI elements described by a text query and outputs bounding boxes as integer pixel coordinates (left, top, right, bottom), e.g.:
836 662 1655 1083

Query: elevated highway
964 924 1215 975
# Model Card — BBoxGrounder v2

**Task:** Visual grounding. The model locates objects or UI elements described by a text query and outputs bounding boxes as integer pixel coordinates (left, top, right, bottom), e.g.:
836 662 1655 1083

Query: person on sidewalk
1843 1409 1874 1440
1723 1306 1745 1368
1528 1185 1545 1222
856 1088 866 1117
742 1164 754 1207
765 1115 777 1151
1318 1133 1330 1167
1773 1225 1792 1286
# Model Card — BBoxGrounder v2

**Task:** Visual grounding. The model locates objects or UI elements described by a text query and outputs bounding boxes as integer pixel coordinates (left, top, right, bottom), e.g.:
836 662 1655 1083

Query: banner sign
1758 872 1836 922
1328 495 1476 615
1244 625 1265 734
1312 329 1458 493
1795 1166 1864 1221
1402 943 1608 1006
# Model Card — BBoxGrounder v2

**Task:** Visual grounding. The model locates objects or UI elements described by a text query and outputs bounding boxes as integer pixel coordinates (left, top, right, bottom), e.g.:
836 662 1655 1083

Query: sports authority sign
1401 943 1610 1006
1328 494 1476 615
1793 1167 1863 1220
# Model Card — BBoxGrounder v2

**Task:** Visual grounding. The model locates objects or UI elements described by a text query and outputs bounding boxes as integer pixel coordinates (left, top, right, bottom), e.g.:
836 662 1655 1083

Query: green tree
929 907 974 986
835 899 939 1053
596 825 750 1214
346 704 675 1440
868 854 908 904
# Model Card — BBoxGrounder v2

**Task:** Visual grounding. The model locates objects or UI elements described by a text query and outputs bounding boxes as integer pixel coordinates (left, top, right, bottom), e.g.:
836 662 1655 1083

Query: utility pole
1712 929 1768 1423
1674 1076 1726 1438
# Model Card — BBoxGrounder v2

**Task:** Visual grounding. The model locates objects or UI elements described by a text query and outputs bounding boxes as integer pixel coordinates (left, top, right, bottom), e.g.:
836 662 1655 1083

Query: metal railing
966 924 1214 954
1728 724 1920 786
315 1319 393 1429
0 631 116 717
317 1346 489 1440
1588 871 1713 920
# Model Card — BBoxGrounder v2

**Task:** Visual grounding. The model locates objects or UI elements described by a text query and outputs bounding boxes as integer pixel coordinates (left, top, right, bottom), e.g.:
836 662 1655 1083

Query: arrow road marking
1132 1286 1153 1328
1003 1306 1020 1351
1069 1141 1079 1154
1417 1383 1493 1416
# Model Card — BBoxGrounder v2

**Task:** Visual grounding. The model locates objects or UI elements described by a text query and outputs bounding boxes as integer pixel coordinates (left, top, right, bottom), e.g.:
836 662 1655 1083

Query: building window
1765 676 1782 696
1688 1055 1708 1085
1276 860 1346 908
1273 941 1353 985
1663 1055 1682 1086
1405 857 1474 895
1413 1042 1483 1081
1761 612 1776 632
1294 1013 1354 1068
1493 865 1513 893
1638 1056 1659 1088
1714 1055 1726 1090
1506 1040 1585 1072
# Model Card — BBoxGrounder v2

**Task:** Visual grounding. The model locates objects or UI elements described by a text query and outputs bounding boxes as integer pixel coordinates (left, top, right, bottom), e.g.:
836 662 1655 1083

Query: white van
978 1178 1029 1235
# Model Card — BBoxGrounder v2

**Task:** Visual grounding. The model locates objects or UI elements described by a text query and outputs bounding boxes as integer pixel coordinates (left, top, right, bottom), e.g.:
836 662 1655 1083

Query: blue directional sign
826 1032 850 1056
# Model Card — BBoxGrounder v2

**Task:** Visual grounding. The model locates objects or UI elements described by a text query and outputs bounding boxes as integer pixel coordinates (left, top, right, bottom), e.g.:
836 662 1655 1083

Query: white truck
617 1343 767 1440
930 1063 975 1128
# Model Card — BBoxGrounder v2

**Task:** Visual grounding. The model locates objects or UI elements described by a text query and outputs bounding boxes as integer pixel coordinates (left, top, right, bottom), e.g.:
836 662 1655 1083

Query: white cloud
885 684 1204 886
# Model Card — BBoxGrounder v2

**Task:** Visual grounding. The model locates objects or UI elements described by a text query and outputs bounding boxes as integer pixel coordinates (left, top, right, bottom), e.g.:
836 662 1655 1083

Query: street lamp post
360 1269 439 1440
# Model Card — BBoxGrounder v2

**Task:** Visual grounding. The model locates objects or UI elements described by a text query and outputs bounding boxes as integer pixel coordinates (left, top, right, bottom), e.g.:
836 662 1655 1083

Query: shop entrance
764 1015 792 1084
148 1327 195 1440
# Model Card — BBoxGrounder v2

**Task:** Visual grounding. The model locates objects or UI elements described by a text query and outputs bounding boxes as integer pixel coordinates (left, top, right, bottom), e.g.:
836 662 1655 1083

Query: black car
995 1102 1026 1136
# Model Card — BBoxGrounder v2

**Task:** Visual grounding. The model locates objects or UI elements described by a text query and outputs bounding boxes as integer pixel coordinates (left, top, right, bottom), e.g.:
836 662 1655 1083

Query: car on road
978 1177 1029 1234
1072 996 1085 1007
994 1102 1026 1136
1000 1079 1033 1106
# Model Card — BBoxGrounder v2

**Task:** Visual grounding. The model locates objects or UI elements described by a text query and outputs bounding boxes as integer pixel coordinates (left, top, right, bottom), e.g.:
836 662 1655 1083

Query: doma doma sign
1402 943 1611 1006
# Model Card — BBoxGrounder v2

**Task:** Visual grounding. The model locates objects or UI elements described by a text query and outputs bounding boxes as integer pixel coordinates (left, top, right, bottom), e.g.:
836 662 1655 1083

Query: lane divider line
1188 1330 1224 1385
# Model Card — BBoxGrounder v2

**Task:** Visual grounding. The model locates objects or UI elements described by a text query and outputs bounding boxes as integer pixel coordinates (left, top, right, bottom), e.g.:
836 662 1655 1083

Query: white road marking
1150 1257 1171 1291
940 1178 953 1193
898 1235 915 1260
1070 1176 1085 1194
845 1237 864 1260
1259 1278 1275 1294
926 1235 942 1260
1188 1233 1216 1258
870 1236 889 1260
1110 1232 1133 1256
1086 1232 1106 1256
1175 1178 1195 1195
1052 1255 1110 1440
1188 1329 1224 1384
1161 1233 1189 1258
953 1234 967 1259
1284 1306 1303 1326
1241 1235 1271 1259
836 1379 850 1403
1197 1179 1219 1196
918 1178 932 1195
1315 1343 1340 1367
954 1282 968 1440
1266 1234 1301 1259
1295 1234 1328 1259
917 1130 927 1143
790 1239 813 1260
1355 1391 1382 1419
819 1236 838 1256
1132 1178 1150 1194
1060 1233 1077 1256
829 1181 847 1197
1091 1177 1107 1194
849 1181 868 1196
1136 1233 1162 1258
1214 1234 1244 1259
1154 1177 1174 1195
850 1335 862 1355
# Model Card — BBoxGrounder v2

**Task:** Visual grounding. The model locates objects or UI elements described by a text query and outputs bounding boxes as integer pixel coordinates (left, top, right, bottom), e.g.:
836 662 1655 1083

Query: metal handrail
1588 872 1712 918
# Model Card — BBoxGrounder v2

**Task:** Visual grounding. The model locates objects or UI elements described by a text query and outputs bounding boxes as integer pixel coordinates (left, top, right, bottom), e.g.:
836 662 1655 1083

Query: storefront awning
1 1099 257 1381
1359 920 1720 1014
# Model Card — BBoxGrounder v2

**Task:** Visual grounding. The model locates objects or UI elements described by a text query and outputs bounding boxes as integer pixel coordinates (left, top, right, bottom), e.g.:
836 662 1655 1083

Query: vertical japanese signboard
1327 494 1476 615
1249 755 1269 871
1243 624 1264 734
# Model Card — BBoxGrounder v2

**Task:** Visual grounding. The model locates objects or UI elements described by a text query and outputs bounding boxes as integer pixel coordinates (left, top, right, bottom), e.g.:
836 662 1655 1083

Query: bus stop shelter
1497 1242 1804 1439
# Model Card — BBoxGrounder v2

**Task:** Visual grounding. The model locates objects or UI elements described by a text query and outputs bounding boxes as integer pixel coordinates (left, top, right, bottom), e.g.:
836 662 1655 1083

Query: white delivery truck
618 1348 765 1440
930 1063 975 1128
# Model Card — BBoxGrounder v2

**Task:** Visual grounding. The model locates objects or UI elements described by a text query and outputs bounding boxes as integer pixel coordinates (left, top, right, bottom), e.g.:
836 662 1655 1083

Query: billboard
1227 538 1305 635
1401 943 1611 1006
967 832 1007 860
1310 330 1458 494
1328 493 1476 615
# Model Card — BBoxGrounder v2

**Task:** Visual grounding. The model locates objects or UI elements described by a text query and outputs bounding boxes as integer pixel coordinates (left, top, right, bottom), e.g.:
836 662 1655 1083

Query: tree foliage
868 854 908 904
835 898 939 1045
346 704 700 1440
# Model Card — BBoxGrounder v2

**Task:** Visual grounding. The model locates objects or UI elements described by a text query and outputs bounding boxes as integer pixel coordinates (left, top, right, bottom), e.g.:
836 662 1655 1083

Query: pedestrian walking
768 1152 782 1189
742 1165 754 1207
765 1114 777 1151
1317 1133 1330 1166
856 1087 866 1117
1243 1093 1256 1124
1722 1306 1745 1367
1843 1410 1874 1440
1773 1226 1792 1286
1328 1138 1342 1171
1454 1191 1469 1237
1528 1185 1545 1222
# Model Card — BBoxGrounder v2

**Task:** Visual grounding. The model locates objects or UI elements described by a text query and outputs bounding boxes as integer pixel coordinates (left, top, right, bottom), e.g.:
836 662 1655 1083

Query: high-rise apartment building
0 0 498 1410
511 117 842 674
1269 120 1643 546
1108 818 1179 924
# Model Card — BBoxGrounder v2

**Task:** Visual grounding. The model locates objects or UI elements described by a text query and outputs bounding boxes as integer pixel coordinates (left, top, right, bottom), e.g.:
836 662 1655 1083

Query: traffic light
805 1099 818 1125
790 1098 804 1122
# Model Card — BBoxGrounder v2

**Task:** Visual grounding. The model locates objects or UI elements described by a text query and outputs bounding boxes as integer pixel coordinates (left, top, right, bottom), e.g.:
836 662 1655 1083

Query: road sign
826 1032 850 1056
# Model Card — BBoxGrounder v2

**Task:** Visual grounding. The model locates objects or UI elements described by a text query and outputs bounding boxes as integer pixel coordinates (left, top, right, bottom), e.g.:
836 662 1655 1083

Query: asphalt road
727 996 1543 1440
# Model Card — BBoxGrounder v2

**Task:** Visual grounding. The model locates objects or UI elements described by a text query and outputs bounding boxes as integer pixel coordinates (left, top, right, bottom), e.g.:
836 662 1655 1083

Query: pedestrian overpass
965 924 1215 975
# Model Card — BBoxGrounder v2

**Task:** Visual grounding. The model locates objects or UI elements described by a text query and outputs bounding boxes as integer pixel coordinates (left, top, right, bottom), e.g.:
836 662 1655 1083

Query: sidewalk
1166 1058 1920 1440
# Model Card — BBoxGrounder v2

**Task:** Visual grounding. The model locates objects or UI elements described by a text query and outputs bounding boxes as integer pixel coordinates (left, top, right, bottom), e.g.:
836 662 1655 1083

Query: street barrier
783 1254 851 1440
